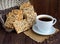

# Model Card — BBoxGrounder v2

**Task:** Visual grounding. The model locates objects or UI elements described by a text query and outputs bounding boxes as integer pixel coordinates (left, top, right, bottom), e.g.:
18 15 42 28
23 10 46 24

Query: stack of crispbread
4 2 37 34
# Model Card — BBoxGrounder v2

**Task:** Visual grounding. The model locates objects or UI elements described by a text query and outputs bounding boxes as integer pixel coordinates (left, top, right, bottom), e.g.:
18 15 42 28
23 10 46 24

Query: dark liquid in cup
39 17 52 21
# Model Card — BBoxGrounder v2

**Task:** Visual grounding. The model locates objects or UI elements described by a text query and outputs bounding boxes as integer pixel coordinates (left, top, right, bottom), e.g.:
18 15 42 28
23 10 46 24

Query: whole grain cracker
13 19 29 34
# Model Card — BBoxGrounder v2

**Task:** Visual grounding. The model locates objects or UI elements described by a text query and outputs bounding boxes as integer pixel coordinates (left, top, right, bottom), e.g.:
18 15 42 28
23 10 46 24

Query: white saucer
32 24 56 35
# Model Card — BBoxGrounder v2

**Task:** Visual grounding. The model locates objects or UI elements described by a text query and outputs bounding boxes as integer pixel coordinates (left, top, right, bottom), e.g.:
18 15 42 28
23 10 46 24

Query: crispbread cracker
4 12 15 29
4 9 23 30
13 19 29 34
12 9 23 21
20 2 37 27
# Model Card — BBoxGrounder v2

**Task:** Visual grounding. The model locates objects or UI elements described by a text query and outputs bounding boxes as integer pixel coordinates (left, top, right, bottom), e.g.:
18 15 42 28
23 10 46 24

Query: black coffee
39 17 52 21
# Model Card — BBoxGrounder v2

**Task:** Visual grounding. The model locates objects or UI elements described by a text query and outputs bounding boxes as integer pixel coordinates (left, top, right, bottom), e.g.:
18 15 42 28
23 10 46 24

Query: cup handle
53 18 57 25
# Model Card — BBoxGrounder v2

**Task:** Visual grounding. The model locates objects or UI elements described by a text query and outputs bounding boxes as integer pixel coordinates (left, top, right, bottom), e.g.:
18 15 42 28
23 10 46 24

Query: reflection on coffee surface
39 17 52 21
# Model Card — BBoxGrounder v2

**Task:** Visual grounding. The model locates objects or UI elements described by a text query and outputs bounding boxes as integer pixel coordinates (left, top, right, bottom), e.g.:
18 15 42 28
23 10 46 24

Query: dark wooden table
0 19 60 44
0 23 60 44
0 0 60 44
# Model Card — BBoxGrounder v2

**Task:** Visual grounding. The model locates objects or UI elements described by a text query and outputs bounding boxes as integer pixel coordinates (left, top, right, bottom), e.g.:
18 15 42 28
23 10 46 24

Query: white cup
36 14 57 33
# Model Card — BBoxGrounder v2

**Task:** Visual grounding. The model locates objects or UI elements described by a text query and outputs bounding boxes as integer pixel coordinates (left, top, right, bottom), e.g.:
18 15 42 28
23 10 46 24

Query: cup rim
36 14 54 22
